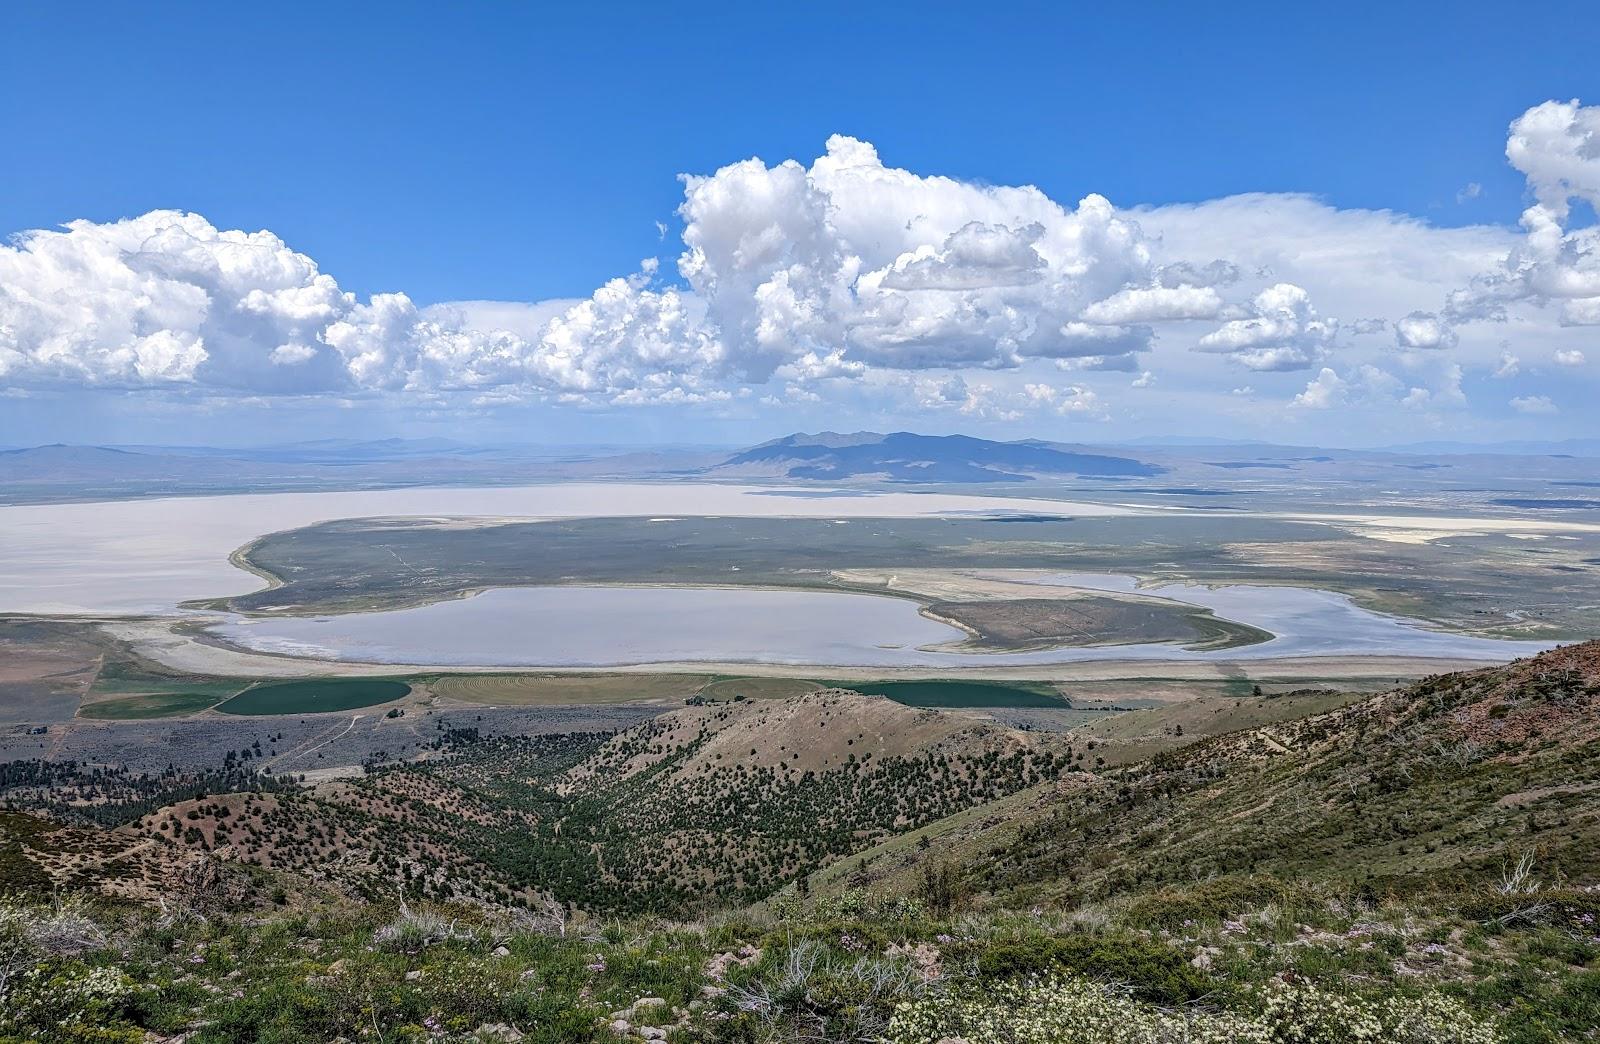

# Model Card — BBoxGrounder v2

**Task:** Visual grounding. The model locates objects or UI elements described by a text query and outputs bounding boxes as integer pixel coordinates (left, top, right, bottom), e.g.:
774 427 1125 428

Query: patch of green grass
837 680 1067 709
78 691 227 719
89 660 233 697
1122 877 1297 930
216 679 411 715
954 932 1218 1005
80 659 243 719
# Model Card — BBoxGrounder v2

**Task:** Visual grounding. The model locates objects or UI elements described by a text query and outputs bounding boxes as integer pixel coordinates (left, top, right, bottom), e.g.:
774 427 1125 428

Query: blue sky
2 2 1598 446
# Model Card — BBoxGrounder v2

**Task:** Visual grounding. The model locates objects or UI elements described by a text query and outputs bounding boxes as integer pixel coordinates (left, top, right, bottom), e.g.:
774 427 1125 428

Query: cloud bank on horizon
2 99 1597 437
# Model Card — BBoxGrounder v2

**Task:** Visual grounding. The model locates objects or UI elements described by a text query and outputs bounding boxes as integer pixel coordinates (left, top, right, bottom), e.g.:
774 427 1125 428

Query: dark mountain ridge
712 430 1165 482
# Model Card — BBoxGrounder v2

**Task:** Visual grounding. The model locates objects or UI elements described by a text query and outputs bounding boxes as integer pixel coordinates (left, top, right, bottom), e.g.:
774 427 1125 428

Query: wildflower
883 975 1498 1044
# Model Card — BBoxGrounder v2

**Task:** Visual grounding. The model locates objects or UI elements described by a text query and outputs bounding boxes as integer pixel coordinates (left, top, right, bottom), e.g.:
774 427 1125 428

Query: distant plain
2 437 1595 726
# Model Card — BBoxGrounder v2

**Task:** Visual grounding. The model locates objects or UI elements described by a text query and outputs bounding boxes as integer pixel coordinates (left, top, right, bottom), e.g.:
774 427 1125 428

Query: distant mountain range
7 431 1599 503
1377 438 1600 457
707 431 1165 482
0 441 725 503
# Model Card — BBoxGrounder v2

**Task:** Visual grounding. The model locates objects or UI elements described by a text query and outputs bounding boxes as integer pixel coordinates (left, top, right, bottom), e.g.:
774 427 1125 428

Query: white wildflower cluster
886 976 1268 1043
1254 981 1497 1044
1 964 138 1034
884 976 1498 1044
0 896 118 1032
1372 992 1503 1044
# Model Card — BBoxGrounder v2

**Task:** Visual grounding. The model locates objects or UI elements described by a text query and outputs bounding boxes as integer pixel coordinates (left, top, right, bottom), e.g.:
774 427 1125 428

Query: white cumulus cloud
2 116 1596 433
1291 368 1348 409
1195 283 1336 370
1510 394 1558 414
1446 100 1600 326
1394 311 1458 350
1080 284 1223 325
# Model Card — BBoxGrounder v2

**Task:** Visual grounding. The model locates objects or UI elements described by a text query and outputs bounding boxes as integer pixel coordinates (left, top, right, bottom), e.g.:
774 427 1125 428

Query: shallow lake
210 586 964 667
1020 574 1554 661
207 577 1553 668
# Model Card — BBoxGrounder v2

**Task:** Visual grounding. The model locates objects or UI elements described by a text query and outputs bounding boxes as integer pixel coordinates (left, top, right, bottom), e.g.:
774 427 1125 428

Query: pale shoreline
104 616 1517 683
9 481 1584 684
0 481 1134 616
8 480 1599 616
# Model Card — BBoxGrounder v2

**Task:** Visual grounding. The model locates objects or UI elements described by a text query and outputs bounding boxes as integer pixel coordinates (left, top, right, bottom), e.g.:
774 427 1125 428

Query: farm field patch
838 679 1068 708
77 691 227 720
217 678 412 715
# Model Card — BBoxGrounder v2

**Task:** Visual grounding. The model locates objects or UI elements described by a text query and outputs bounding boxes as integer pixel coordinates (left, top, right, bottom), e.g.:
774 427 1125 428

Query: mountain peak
713 430 1163 483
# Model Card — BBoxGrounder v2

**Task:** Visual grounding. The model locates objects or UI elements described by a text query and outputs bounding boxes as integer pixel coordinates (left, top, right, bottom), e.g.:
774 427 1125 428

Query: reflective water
208 576 1552 668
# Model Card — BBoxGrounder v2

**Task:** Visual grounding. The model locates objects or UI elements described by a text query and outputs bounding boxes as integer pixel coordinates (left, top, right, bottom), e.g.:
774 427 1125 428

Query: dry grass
695 677 824 701
429 672 713 706
564 689 1040 786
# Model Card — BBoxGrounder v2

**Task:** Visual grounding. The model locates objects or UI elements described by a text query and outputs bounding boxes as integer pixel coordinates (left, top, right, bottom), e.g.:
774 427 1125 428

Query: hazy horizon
7 430 1600 457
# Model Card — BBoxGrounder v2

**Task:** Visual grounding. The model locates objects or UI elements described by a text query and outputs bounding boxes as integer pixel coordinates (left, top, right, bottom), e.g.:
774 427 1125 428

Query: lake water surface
1 483 1563 666
207 577 1553 668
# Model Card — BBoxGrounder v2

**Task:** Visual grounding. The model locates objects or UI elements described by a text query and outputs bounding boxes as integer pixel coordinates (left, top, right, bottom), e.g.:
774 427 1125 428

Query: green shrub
955 932 1216 1005
1122 876 1295 930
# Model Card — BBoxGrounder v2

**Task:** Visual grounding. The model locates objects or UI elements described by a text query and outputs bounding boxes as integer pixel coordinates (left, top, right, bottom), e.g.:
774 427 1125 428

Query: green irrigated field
89 663 239 699
77 691 227 719
839 679 1067 708
427 672 824 706
217 679 411 715
76 657 245 719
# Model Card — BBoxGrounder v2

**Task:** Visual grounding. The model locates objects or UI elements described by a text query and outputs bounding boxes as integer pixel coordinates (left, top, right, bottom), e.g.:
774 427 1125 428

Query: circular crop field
217 679 411 715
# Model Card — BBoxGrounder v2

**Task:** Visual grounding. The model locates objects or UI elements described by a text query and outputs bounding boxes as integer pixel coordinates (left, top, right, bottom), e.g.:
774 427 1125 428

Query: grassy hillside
4 647 1599 1042
804 644 1600 908
0 849 1591 1042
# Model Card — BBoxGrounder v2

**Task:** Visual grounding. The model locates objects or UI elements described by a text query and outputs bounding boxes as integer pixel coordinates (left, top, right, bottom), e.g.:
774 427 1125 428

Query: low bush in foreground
886 976 1498 1044
0 882 1595 1043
